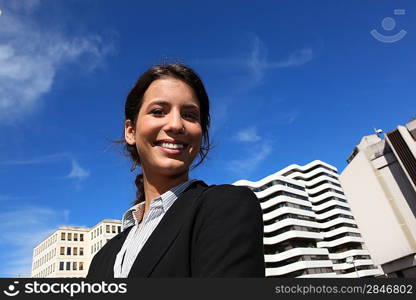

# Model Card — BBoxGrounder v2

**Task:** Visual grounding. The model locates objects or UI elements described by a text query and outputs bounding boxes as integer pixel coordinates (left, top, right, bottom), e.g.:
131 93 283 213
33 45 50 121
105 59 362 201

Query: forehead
141 78 200 107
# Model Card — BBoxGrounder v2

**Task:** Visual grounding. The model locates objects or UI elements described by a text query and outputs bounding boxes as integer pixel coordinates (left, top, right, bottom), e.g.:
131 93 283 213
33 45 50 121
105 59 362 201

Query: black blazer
87 181 265 278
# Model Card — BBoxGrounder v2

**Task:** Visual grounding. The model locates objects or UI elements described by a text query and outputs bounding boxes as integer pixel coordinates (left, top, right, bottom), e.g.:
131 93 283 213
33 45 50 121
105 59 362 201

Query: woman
87 63 265 278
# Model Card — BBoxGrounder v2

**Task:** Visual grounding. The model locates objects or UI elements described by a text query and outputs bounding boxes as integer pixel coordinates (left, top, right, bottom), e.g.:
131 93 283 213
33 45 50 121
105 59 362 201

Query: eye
182 112 200 121
150 108 166 117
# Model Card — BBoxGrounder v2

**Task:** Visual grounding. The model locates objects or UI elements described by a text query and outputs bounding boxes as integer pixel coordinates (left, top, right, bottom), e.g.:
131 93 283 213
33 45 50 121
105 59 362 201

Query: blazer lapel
103 225 133 277
128 180 208 277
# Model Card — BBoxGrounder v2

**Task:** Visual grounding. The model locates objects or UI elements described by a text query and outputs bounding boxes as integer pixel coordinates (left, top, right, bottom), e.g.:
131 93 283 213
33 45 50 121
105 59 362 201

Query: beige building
31 219 121 278
340 119 416 277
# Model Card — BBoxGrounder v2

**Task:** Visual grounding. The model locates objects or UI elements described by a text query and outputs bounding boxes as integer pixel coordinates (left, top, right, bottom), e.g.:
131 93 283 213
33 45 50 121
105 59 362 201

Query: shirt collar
121 179 196 231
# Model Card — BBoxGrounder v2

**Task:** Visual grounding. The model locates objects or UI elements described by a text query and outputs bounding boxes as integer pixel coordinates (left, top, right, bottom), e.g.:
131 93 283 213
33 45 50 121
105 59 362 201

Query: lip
154 139 188 155
155 139 188 145
156 145 185 155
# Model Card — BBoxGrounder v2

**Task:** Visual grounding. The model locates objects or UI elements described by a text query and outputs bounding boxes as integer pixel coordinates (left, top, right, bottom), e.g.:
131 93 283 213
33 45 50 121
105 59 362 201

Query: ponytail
133 173 145 206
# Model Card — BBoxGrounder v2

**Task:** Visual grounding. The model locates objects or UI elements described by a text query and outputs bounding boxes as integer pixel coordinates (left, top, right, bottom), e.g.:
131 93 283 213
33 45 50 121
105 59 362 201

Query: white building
340 119 416 277
31 219 121 278
234 160 382 278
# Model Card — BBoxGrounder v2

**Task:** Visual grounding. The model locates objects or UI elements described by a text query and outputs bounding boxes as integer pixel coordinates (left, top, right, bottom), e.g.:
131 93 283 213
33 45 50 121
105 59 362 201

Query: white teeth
159 142 184 149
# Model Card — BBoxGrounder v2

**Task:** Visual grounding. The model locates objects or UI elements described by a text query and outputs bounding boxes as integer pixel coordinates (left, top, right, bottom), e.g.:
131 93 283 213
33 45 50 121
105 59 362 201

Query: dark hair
123 63 211 205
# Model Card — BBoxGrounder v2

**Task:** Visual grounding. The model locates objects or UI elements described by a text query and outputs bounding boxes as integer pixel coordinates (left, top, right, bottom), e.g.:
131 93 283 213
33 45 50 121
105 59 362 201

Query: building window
74 233 78 241
111 225 115 233
68 233 72 241
100 227 102 235
66 262 70 270
61 232 65 241
74 247 78 255
60 247 65 255
117 226 121 233
79 262 84 270
73 262 77 270
67 247 71 255
80 247 84 256
106 225 110 233
91 232 93 240
59 262 64 270
80 234 84 242
91 245 93 254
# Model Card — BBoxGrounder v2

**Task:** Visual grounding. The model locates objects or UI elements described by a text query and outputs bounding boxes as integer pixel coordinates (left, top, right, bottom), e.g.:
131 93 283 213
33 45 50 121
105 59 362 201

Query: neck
142 170 189 214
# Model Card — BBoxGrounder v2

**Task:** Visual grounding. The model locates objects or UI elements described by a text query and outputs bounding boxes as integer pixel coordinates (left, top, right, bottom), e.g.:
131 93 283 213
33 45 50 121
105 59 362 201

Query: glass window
74 233 78 241
67 233 72 241
100 227 102 234
74 247 78 255
79 262 84 270
117 226 121 233
66 262 70 270
61 232 65 241
80 234 84 242
112 225 116 233
73 262 77 270
80 247 84 256
106 225 110 233
66 247 71 255
60 247 65 255
91 232 93 239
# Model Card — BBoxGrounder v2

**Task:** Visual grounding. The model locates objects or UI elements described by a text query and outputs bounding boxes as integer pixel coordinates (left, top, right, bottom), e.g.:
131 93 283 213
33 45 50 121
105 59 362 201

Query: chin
156 161 190 177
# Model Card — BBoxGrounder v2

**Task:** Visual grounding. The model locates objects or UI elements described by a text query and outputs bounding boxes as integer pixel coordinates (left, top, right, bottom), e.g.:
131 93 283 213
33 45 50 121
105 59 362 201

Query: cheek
135 119 159 143
190 128 203 150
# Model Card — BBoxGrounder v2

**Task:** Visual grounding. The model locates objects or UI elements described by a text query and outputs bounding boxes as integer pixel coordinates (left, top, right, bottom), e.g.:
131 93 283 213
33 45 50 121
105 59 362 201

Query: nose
165 109 185 134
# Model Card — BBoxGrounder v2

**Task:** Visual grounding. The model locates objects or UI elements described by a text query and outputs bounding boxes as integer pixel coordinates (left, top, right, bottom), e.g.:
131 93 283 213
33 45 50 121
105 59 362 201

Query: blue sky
0 0 415 277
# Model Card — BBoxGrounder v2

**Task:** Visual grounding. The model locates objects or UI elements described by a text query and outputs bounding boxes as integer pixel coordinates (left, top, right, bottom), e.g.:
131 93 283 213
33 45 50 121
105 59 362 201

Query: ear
125 120 136 145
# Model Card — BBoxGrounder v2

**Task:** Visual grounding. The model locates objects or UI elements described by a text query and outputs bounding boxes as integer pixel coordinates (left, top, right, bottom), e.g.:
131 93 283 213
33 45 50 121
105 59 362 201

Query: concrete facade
340 119 416 278
31 219 122 278
235 160 382 278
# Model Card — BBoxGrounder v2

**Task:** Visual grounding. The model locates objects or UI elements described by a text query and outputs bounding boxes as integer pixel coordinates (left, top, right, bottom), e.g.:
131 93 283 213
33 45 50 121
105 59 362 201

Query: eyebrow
148 100 200 110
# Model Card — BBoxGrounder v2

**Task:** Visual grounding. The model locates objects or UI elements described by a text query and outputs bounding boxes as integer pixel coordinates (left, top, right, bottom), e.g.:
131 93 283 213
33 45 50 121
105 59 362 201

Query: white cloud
0 195 27 201
235 127 261 142
0 153 90 183
247 36 314 83
67 159 90 180
0 206 70 277
0 153 68 165
191 34 314 94
277 109 300 125
228 143 272 177
0 1 114 123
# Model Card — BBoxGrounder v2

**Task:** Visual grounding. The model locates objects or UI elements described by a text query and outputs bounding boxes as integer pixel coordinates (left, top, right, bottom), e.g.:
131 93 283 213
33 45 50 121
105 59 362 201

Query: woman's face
125 77 202 179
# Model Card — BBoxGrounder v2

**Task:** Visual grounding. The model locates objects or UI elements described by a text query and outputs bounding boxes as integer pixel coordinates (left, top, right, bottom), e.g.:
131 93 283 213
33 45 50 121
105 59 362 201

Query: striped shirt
113 179 195 278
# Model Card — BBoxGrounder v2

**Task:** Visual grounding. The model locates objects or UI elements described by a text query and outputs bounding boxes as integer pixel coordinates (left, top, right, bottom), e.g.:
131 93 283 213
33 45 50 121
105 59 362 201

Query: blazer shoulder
201 184 260 211
204 184 257 200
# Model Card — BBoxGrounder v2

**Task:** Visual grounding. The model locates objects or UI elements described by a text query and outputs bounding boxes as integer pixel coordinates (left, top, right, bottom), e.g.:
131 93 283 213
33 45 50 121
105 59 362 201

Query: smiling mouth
155 141 188 150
